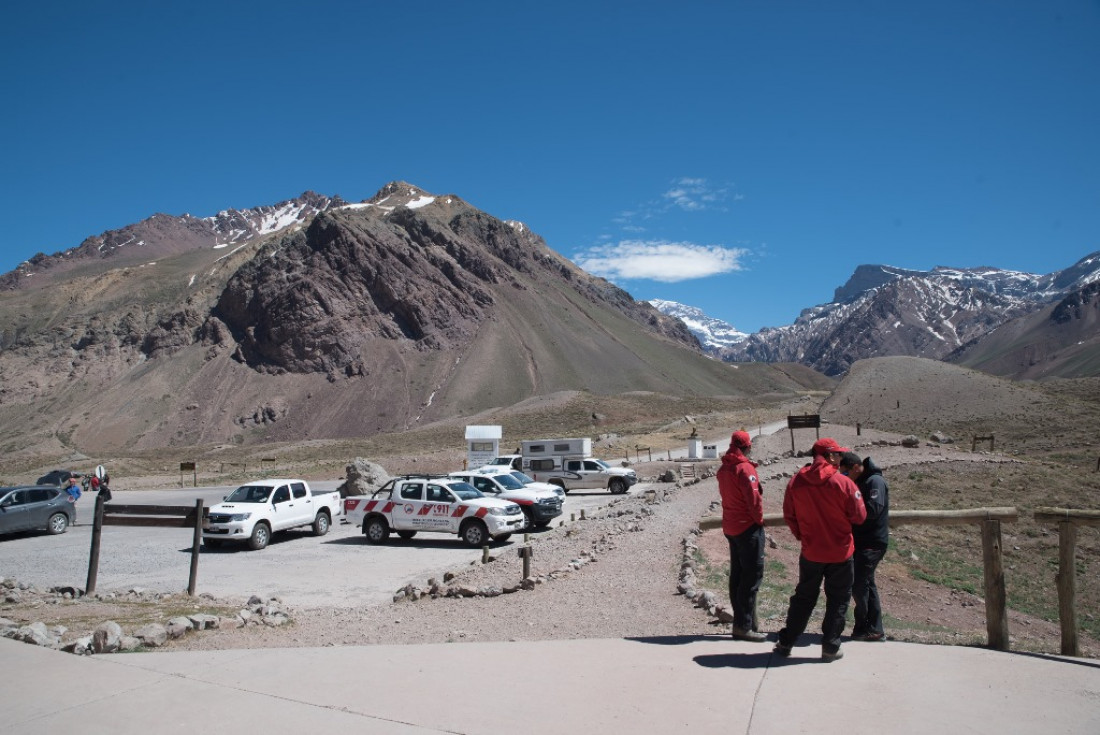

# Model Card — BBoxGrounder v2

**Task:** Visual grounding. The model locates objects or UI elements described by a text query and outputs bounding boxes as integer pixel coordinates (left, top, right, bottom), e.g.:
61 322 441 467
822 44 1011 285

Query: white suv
477 466 566 501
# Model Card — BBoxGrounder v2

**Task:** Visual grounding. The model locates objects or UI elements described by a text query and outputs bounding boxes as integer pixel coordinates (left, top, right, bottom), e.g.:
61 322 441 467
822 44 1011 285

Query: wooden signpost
86 496 207 597
786 414 821 454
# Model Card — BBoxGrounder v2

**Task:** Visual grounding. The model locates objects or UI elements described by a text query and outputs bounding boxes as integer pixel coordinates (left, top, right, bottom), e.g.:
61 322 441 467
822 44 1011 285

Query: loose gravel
165 480 723 650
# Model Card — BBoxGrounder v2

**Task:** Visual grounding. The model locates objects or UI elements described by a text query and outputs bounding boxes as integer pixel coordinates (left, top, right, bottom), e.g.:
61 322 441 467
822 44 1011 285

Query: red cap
730 430 752 449
812 437 850 455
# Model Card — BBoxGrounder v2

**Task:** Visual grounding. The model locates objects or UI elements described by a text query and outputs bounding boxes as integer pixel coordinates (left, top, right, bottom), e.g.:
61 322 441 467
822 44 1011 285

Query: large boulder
92 621 123 653
338 458 391 497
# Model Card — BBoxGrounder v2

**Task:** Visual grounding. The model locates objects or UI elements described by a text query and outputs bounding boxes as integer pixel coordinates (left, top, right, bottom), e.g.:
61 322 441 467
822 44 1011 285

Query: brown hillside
822 356 1100 457
0 183 826 458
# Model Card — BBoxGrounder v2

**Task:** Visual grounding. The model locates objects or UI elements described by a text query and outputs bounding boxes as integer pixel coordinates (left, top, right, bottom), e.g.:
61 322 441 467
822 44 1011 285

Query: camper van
519 438 637 494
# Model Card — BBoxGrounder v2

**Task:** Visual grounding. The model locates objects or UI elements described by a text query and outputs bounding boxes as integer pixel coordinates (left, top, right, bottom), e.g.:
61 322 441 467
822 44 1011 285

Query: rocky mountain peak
1 191 345 290
0 181 763 454
717 251 1100 377
648 300 747 350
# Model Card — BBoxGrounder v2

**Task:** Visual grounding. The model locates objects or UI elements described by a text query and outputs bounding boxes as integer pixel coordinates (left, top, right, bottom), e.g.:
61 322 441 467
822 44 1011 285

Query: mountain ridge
0 182 819 458
711 252 1100 377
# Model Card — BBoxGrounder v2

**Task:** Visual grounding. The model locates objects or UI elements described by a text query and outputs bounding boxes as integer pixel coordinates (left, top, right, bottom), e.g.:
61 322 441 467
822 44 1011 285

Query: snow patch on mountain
648 299 748 350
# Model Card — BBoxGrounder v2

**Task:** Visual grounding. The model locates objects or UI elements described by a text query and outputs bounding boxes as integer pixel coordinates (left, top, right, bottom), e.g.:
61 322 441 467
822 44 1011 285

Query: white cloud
573 240 746 283
662 177 729 211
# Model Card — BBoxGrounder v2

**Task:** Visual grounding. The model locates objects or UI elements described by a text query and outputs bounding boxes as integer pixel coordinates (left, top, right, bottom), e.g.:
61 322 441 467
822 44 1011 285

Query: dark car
36 469 77 487
0 486 74 535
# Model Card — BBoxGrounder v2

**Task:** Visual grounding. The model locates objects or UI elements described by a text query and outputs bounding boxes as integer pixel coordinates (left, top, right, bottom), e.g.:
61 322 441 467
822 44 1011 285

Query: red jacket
783 456 867 563
717 448 763 536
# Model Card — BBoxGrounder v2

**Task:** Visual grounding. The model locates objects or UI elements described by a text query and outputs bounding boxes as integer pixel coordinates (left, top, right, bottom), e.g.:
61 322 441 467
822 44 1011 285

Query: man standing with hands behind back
774 437 866 661
717 430 766 642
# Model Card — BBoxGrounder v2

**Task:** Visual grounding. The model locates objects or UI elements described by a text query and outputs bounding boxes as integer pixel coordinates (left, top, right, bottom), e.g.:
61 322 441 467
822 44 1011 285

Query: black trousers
778 555 854 651
852 547 886 635
725 525 765 631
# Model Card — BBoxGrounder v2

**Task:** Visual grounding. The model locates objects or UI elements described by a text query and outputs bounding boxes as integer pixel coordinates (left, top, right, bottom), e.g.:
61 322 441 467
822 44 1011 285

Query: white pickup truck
344 475 526 547
529 457 638 494
203 479 341 551
512 438 639 494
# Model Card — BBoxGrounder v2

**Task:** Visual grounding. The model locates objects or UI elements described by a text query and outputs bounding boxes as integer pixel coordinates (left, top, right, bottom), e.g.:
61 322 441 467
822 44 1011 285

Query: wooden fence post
981 519 1009 650
1033 508 1100 657
518 545 532 580
1057 520 1078 656
86 494 105 596
187 499 204 596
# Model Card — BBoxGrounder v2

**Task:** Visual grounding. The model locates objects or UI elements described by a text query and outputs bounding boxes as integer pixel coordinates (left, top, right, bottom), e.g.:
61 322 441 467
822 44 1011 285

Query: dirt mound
822 357 1049 437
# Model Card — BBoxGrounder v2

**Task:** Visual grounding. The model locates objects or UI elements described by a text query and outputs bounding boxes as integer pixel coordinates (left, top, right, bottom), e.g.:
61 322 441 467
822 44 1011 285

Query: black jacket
853 457 889 550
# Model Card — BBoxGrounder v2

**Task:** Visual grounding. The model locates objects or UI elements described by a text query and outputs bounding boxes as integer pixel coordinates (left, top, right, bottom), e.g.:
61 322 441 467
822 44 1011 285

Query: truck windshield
592 459 611 470
489 473 524 490
449 482 483 500
224 485 272 503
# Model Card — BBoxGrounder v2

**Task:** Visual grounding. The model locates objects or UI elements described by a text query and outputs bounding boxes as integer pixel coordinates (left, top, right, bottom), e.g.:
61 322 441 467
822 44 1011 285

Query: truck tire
460 519 489 547
550 478 569 494
204 538 223 549
397 530 417 540
312 511 331 536
609 478 627 494
248 522 271 551
364 516 390 544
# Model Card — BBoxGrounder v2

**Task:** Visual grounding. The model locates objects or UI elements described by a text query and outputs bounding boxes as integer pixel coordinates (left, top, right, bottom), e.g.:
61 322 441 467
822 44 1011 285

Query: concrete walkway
5 635 1099 734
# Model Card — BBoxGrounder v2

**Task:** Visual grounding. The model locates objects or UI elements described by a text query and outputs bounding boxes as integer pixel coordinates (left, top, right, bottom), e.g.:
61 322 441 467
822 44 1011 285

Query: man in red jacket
774 437 867 661
717 430 766 641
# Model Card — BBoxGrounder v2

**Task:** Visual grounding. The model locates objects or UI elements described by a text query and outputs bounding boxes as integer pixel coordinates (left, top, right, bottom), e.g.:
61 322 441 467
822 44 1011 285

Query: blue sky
3 1 1098 333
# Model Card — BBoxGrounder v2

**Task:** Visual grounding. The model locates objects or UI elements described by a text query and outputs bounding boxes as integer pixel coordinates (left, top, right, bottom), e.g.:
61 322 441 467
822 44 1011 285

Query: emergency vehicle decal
363 499 395 514
446 505 490 518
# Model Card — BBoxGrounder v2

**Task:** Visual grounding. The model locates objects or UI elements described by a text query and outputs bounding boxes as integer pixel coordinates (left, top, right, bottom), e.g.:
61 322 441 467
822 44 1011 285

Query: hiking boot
821 646 844 662
731 627 767 642
851 631 886 642
772 641 792 657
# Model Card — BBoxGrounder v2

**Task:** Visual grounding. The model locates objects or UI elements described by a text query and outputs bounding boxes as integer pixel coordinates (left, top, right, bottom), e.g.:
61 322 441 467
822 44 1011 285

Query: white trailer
521 438 592 461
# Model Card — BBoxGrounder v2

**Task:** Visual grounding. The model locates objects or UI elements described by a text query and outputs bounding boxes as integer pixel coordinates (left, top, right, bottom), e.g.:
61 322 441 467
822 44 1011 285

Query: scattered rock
134 623 168 648
93 621 123 653
166 617 194 639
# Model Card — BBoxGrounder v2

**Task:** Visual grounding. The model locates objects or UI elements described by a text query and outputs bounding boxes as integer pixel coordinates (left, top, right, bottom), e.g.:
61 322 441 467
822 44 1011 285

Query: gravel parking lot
0 480 648 608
